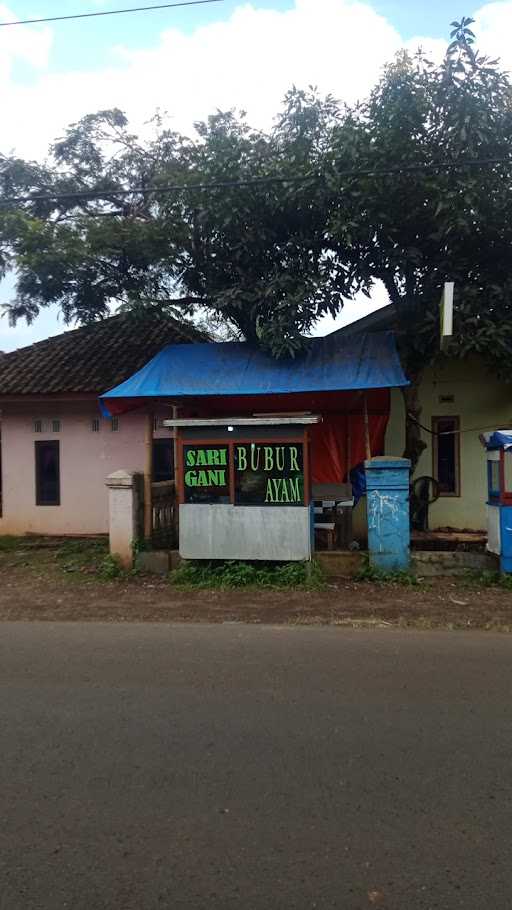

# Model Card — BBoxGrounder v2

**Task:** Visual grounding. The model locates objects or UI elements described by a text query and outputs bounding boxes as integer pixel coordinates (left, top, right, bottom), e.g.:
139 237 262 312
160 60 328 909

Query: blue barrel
365 457 411 572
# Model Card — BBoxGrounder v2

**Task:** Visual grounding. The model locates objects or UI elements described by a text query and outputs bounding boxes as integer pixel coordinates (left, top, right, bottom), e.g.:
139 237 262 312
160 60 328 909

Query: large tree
0 94 343 354
323 17 512 459
1 17 512 456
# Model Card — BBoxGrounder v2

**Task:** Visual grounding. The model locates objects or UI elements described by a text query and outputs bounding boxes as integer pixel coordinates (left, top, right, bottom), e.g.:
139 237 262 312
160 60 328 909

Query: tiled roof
0 310 207 396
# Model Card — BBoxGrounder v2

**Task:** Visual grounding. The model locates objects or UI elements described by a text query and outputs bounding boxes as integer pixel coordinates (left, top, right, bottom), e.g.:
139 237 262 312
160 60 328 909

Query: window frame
35 440 61 507
432 415 461 498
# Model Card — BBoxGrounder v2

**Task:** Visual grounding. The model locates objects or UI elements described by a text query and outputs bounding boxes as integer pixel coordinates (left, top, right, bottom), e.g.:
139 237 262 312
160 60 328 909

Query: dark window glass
504 451 512 494
35 441 60 506
433 417 459 495
489 460 500 498
235 443 305 506
183 445 230 504
153 438 174 483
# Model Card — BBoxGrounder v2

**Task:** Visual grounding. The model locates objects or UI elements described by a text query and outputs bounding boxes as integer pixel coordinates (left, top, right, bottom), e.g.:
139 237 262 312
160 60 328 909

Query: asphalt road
1 623 512 910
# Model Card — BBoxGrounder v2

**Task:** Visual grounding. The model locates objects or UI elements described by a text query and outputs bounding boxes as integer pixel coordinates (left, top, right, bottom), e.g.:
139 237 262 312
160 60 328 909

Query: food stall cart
163 415 320 561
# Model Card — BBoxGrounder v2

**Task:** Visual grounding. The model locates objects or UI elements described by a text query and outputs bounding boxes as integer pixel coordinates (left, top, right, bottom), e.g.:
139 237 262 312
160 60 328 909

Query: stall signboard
235 443 305 506
182 441 306 506
183 445 230 504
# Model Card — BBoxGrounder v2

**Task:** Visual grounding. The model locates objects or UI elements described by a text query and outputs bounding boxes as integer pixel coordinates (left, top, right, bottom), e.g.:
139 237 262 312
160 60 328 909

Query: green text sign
183 446 230 503
235 443 304 506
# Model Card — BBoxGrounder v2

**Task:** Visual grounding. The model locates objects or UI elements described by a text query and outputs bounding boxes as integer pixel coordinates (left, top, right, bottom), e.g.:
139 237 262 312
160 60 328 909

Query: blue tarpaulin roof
485 431 512 450
100 330 408 413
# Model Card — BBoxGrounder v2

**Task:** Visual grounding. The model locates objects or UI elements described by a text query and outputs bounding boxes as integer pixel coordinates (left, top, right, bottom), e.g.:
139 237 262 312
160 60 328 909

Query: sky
0 0 511 350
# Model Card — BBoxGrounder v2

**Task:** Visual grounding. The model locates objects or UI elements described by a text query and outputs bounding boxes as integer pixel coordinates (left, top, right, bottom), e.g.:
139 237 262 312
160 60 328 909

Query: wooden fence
151 480 178 549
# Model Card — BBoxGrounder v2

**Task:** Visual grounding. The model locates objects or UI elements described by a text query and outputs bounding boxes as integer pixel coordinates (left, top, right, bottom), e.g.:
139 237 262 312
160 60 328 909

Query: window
489 459 500 499
153 439 174 483
432 416 460 496
111 417 119 432
35 441 60 506
91 418 100 433
33 419 43 433
504 451 512 495
51 419 61 433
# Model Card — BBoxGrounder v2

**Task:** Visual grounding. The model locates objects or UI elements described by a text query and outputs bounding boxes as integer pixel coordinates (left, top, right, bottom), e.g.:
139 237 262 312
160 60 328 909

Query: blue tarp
485 431 512 450
100 331 408 413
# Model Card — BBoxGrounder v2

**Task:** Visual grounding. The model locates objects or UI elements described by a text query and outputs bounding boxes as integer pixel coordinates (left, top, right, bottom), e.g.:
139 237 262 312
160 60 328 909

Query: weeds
170 559 325 590
55 538 109 575
0 536 26 552
466 569 512 591
355 557 418 586
97 554 125 580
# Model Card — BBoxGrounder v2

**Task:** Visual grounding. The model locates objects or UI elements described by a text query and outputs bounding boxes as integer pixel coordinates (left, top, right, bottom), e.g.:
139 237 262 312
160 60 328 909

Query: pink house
0 312 203 536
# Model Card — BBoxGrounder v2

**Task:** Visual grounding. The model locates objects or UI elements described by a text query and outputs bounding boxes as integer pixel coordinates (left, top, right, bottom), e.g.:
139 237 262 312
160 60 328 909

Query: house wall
0 401 173 536
385 355 512 531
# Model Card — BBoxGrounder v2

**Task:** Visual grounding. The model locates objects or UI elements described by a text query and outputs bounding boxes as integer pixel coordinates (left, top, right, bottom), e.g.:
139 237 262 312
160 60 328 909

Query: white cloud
473 1 512 69
1 0 509 158
0 0 431 159
0 4 51 112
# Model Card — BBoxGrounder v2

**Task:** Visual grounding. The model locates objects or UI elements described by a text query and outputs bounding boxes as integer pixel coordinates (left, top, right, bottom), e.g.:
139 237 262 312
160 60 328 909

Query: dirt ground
1 536 512 630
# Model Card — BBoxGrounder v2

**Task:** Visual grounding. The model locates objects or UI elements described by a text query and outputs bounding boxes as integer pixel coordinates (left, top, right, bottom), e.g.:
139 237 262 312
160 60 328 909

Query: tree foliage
326 16 512 376
1 16 512 369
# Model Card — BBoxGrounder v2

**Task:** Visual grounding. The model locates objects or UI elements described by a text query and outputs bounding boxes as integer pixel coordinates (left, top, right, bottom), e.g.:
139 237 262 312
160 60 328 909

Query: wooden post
144 411 153 542
363 393 371 461
346 412 351 480
172 405 179 483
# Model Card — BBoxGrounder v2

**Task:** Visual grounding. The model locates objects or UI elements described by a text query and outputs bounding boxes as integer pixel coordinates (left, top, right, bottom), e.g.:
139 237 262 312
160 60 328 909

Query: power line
0 156 511 207
0 0 224 28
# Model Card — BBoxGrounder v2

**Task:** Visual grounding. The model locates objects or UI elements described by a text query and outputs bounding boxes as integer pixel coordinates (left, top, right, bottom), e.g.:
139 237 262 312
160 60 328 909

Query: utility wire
407 413 505 436
0 0 224 28
0 156 511 207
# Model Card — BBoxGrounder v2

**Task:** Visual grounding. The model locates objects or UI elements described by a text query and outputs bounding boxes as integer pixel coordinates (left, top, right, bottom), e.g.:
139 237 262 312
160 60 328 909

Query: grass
170 559 326 590
55 540 133 581
0 535 26 552
464 568 512 591
354 557 419 586
0 535 119 583
55 537 111 575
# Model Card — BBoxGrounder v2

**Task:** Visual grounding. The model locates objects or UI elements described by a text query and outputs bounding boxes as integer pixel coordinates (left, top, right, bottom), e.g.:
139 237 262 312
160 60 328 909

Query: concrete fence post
105 470 143 570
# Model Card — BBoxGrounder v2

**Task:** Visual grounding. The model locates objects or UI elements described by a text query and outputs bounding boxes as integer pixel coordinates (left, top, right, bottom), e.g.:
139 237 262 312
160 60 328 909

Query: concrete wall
385 355 512 531
0 401 173 536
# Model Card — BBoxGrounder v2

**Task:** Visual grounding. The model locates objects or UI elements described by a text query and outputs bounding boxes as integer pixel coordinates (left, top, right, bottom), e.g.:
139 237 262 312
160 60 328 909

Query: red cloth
310 411 389 483
179 389 392 484
104 388 392 483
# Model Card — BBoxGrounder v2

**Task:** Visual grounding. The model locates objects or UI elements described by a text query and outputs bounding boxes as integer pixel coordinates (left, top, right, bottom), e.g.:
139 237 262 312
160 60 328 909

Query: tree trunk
401 378 427 473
